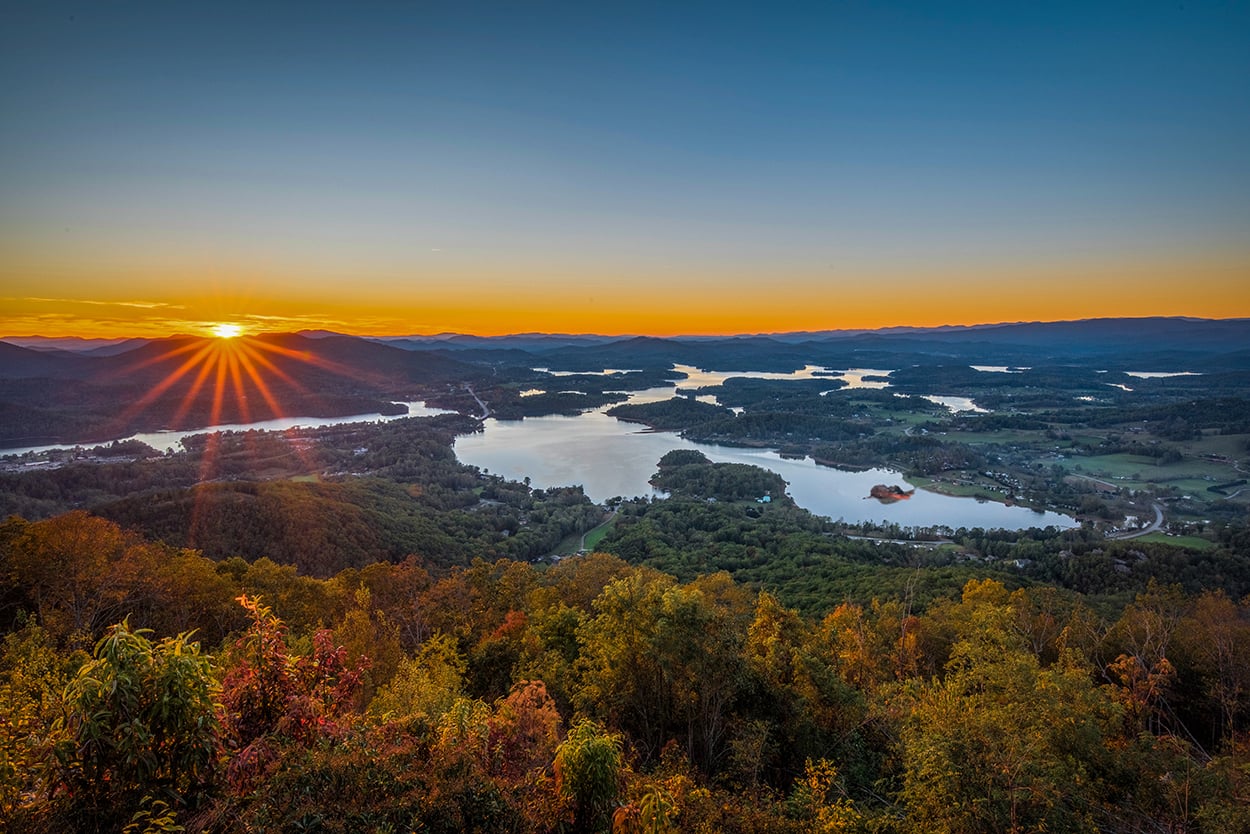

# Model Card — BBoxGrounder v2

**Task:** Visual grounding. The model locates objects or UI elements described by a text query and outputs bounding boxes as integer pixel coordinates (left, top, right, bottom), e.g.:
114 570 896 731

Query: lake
455 412 1073 530
456 366 1074 531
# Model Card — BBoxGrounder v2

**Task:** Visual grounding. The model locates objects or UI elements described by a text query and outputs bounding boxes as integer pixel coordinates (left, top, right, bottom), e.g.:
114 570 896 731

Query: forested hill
0 333 489 445
2 510 1250 833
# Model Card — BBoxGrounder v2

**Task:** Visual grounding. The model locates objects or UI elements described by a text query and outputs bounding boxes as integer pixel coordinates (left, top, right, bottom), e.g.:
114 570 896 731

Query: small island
869 483 915 503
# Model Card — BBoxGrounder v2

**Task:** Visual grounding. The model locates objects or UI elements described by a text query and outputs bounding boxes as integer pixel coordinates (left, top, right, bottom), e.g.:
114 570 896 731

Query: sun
109 323 372 501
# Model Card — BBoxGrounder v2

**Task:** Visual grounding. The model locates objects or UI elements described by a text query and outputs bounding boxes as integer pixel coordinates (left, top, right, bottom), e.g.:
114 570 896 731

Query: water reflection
532 368 641 376
0 401 452 457
834 368 895 389
671 363 837 387
922 395 991 414
971 365 1028 373
1125 371 1201 379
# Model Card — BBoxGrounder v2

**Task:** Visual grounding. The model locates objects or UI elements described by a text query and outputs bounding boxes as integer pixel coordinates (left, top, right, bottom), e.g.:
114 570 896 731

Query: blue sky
2 1 1248 335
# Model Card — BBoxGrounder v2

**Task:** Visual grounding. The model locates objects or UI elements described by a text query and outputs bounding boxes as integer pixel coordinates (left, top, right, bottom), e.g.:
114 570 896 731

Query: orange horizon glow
2 251 1248 341
6 308 1250 342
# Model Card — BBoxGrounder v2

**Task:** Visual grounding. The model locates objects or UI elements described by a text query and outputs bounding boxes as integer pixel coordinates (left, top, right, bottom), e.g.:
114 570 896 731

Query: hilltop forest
2 510 1250 834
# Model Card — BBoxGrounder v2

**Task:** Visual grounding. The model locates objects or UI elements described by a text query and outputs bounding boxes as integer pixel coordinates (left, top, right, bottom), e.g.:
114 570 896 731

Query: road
465 385 491 419
1108 502 1165 540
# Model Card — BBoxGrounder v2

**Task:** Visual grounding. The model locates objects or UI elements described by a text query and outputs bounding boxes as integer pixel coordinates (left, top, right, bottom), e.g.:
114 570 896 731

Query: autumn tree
1176 590 1250 745
744 592 865 786
894 590 1117 834
539 551 633 613
356 557 433 649
367 631 468 725
556 719 623 834
0 619 78 830
49 620 219 833
575 569 676 760
488 679 563 782
1103 580 1187 736
2 512 136 644
332 586 404 706
514 600 586 712
576 570 751 771
218 595 367 790
657 573 753 772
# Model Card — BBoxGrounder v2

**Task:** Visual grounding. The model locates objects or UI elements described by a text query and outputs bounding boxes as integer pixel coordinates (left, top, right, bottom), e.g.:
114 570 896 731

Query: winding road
1109 502 1165 540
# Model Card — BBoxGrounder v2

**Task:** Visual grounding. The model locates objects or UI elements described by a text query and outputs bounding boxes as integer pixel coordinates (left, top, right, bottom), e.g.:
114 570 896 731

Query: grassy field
548 530 585 557
1179 432 1250 458
872 411 934 431
910 476 1008 503
1132 532 1217 550
1073 454 1232 483
1168 478 1237 497
957 430 1049 446
548 511 618 556
583 514 618 551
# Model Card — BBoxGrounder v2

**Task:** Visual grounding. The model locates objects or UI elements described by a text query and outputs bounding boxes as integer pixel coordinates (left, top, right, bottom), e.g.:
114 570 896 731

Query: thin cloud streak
11 297 186 310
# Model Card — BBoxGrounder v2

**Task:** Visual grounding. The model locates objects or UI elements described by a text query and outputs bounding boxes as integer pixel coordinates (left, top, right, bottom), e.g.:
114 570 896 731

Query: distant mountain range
1 336 139 353
6 317 1248 360
1 317 1247 447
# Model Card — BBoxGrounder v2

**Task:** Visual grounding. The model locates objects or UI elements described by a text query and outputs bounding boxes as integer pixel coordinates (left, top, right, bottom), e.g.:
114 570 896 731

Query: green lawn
1132 532 1217 551
583 514 618 551
548 530 584 557
1168 478 1233 496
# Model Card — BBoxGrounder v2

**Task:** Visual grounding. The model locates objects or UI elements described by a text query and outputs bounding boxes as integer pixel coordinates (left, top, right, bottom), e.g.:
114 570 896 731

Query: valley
2 317 1247 609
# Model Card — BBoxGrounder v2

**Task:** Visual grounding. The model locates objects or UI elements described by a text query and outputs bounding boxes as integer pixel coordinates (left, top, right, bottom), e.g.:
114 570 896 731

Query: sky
2 1 1248 338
